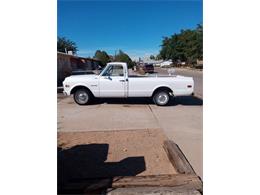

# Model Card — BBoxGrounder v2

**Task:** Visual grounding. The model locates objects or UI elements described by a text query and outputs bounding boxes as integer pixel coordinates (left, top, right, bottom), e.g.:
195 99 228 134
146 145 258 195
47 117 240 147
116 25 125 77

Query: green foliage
93 49 134 68
150 55 155 60
159 24 203 65
57 37 78 54
156 54 162 60
114 50 134 68
94 50 110 66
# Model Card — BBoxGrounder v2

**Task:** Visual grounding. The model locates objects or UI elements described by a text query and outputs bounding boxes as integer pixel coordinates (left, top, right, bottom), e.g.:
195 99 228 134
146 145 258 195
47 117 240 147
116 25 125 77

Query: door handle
119 80 125 82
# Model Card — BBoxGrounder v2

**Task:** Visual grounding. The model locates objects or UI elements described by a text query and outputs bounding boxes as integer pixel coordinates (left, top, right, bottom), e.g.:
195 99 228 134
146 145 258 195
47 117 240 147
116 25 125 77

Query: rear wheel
73 88 91 105
153 90 170 106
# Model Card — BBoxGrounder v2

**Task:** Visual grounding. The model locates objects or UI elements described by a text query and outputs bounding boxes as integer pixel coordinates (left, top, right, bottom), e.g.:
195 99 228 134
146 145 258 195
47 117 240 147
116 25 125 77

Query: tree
94 50 110 66
150 55 155 60
114 50 134 68
57 37 78 54
93 49 134 68
159 24 203 66
156 54 162 60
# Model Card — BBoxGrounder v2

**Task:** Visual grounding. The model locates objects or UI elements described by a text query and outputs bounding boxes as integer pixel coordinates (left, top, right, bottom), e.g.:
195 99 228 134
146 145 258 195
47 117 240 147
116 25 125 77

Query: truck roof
107 62 127 66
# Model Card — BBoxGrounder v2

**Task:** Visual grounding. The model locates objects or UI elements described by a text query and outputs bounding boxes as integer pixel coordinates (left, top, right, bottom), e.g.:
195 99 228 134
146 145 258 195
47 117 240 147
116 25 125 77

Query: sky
58 0 202 60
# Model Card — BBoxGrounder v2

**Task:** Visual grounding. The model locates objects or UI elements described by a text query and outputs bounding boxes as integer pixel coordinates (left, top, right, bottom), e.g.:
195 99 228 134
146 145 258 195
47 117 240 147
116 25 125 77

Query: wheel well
152 87 173 97
70 86 94 97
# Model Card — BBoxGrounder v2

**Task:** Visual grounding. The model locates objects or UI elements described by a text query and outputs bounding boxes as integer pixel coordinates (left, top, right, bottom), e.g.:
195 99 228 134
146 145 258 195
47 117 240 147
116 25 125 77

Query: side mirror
104 75 112 80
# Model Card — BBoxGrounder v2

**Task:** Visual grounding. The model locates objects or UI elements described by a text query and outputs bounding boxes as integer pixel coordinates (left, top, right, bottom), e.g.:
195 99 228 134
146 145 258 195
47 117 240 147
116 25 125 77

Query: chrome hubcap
77 91 88 103
157 93 169 105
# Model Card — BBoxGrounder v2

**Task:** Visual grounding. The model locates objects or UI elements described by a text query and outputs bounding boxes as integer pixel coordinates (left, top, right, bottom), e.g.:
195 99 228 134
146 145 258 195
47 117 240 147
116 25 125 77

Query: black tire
73 88 91 105
153 90 170 106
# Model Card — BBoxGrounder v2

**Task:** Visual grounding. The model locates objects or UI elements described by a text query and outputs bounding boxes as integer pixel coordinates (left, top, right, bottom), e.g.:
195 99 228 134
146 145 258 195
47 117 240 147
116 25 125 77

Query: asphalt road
58 67 203 178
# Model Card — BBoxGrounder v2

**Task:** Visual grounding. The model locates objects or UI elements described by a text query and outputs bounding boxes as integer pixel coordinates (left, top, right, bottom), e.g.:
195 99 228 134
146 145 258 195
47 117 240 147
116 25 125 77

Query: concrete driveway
58 68 203 178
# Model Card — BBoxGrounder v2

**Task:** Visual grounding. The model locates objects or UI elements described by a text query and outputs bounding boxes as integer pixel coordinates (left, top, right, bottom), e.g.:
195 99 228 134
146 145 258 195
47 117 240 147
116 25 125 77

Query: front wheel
153 91 170 106
73 88 91 105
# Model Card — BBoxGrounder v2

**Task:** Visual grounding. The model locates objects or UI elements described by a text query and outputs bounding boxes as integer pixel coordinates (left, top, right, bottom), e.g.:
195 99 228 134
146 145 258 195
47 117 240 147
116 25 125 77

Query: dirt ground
58 128 177 179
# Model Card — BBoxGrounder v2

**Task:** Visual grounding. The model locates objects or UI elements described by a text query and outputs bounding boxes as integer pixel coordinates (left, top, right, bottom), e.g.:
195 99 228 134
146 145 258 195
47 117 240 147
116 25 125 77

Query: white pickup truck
63 62 194 106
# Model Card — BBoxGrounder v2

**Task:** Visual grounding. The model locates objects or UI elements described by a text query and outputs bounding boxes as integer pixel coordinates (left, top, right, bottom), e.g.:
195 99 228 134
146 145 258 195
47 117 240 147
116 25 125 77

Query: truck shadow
58 144 146 194
170 96 203 106
92 96 203 106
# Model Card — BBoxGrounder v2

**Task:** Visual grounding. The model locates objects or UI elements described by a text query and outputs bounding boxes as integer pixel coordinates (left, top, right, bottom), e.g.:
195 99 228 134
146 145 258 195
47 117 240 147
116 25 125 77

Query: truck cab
98 62 128 97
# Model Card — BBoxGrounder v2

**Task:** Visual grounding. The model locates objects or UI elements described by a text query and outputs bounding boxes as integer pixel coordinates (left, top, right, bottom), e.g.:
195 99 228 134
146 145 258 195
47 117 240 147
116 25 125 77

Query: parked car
142 63 154 73
63 62 194 106
160 60 172 68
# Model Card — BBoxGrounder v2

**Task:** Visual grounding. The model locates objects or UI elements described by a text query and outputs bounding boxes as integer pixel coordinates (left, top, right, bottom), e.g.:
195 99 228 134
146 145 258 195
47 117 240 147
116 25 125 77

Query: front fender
64 83 92 96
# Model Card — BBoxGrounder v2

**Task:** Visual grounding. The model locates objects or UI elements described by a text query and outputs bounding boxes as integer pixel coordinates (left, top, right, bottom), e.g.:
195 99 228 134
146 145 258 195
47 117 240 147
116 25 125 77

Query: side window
102 65 124 77
111 65 124 76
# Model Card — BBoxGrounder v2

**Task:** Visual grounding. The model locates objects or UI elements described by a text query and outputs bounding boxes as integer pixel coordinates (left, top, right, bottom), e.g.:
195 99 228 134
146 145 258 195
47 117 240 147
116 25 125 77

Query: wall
57 52 101 87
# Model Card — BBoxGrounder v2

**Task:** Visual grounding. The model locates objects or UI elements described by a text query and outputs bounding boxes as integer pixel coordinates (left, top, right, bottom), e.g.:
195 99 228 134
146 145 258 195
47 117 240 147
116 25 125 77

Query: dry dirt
58 128 177 178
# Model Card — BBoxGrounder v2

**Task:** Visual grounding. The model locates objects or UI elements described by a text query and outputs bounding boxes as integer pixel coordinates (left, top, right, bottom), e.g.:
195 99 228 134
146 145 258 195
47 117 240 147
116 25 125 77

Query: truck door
99 64 127 97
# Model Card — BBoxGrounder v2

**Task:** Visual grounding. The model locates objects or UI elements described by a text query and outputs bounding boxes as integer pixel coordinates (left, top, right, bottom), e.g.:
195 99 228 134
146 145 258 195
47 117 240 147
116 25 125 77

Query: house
57 52 101 86
195 59 203 69
138 57 163 67
158 60 173 68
